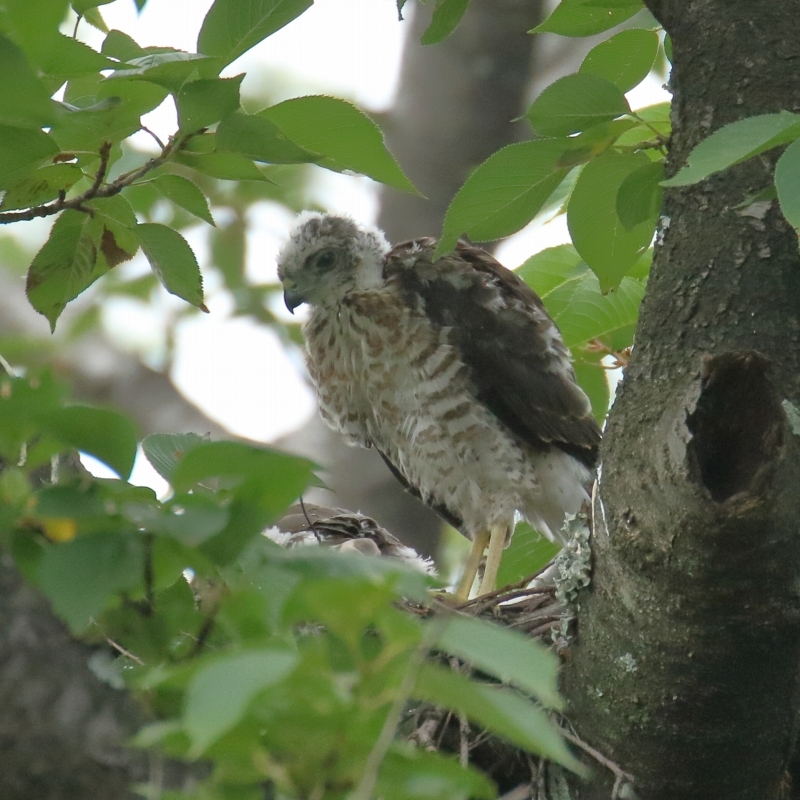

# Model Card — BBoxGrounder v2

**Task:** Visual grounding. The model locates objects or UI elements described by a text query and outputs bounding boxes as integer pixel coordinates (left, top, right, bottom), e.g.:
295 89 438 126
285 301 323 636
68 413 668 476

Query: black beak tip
283 290 303 314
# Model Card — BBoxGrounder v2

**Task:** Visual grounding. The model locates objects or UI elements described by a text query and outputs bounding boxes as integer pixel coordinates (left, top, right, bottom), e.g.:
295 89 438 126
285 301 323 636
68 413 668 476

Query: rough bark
563 3 800 798
0 554 147 800
0 456 205 800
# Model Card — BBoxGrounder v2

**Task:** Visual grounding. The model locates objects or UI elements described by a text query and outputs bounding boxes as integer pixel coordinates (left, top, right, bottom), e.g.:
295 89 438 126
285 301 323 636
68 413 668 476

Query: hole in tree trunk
686 352 783 502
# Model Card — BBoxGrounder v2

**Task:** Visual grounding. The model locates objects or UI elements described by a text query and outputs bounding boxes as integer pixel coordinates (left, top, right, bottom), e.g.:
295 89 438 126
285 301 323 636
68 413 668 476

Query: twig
106 637 145 666
458 713 470 767
88 141 112 196
0 132 192 225
585 339 631 368
628 110 669 153
435 710 453 750
189 615 216 657
453 575 532 610
140 125 165 150
559 726 634 799
299 496 323 543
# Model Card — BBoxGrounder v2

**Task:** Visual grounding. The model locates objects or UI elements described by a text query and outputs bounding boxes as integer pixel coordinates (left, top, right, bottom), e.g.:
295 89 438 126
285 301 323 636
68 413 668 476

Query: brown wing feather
384 238 600 469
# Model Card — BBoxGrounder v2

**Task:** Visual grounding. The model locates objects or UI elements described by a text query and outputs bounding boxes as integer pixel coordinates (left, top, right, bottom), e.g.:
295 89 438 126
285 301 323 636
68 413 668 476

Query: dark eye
315 249 337 272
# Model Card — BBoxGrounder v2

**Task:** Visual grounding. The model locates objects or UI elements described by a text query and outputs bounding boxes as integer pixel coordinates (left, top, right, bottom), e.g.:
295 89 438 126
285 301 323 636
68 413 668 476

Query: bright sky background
72 0 668 488
84 0 410 458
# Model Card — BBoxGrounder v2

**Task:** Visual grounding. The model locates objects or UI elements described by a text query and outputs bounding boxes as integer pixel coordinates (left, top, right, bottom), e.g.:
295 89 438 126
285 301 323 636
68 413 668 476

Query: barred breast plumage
277 211 600 600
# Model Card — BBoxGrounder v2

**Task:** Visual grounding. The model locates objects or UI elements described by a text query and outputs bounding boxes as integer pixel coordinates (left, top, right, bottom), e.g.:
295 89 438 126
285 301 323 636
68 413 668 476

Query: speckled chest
302 288 546 536
303 290 461 443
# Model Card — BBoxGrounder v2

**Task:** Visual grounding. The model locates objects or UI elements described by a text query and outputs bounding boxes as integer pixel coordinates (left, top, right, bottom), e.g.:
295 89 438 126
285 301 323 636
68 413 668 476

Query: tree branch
0 132 193 225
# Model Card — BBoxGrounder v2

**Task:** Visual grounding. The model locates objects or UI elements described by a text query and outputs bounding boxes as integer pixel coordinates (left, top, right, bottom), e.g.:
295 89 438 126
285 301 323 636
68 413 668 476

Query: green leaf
85 194 139 266
142 432 205 482
37 531 144 632
532 0 643 37
26 210 105 331
197 0 313 64
560 274 645 350
50 100 142 152
615 101 670 147
579 28 659 93
176 150 272 181
124 493 230 546
378 745 495 800
152 174 215 225
197 0 314 66
38 33 117 80
34 485 107 519
574 352 611 422
567 151 654 290
110 51 214 93
260 95 419 193
0 126 60 191
526 73 630 137
662 111 800 187
1 0 69 63
176 75 243 133
519 245 645 350
436 139 573 255
616 160 664 230
0 164 82 211
553 119 638 170
102 29 145 61
136 223 207 310
517 243 584 297
413 663 583 772
776 138 800 236
0 35 57 127
435 615 562 709
495 521 561 590
67 73 169 120
184 648 298 756
38 405 138 478
0 372 67 461
420 0 469 45
81 6 108 33
71 0 115 13
216 112 320 164
172 441 314 518
274 547 432 604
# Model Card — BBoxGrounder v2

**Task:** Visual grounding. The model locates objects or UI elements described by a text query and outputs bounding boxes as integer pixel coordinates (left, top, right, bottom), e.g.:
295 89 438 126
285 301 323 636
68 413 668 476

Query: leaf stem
629 111 669 153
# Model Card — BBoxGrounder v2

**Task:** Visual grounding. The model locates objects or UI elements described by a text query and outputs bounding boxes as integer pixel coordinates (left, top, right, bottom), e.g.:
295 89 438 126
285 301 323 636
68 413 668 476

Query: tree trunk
378 0 542 243
563 3 800 798
0 554 147 800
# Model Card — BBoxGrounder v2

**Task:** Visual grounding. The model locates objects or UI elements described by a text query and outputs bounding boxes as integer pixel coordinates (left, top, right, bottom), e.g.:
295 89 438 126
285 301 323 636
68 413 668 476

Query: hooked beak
281 277 305 314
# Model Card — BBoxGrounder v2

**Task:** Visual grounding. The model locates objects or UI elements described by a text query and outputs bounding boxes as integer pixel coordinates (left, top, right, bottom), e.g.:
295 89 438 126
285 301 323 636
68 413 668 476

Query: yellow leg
478 525 507 596
454 529 490 601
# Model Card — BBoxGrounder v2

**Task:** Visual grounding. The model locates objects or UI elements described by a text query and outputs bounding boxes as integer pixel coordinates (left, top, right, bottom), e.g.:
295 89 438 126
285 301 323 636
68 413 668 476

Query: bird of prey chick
277 212 599 600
